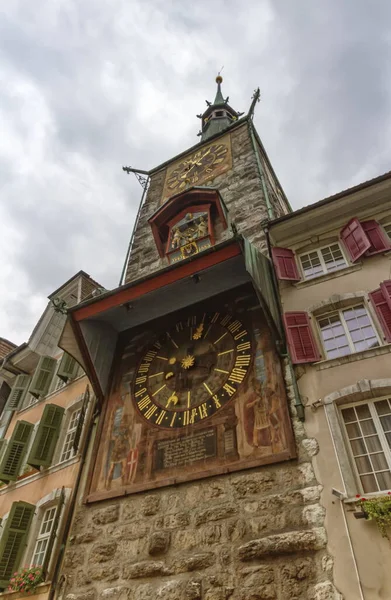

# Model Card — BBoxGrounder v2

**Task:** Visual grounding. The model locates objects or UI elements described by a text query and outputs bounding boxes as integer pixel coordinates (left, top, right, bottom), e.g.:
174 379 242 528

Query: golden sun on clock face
161 135 232 203
132 311 252 429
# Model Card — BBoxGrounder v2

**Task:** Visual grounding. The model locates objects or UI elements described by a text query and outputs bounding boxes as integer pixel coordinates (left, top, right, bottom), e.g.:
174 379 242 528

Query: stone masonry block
238 528 327 560
156 512 190 529
173 552 215 574
148 531 171 555
91 505 120 525
142 495 161 516
183 580 202 600
195 503 237 526
66 590 97 600
89 541 117 563
122 560 171 579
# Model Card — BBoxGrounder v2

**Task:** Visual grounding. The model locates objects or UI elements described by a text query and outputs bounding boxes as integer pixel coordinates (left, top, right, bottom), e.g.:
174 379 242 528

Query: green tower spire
197 75 243 142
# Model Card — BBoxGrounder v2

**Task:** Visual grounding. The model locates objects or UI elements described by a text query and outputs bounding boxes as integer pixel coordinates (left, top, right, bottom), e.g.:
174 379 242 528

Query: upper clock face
161 135 232 204
132 311 252 429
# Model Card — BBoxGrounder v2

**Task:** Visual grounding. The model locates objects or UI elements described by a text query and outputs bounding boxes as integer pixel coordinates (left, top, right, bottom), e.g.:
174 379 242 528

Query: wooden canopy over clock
148 187 229 262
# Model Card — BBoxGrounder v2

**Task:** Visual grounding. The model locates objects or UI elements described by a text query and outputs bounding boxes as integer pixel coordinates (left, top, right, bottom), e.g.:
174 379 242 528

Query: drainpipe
248 119 274 221
264 224 305 421
281 354 305 422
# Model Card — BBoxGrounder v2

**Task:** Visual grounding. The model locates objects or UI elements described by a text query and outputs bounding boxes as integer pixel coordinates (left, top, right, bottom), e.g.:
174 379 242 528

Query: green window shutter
0 422 34 483
72 386 90 453
6 375 31 411
0 440 6 461
27 404 64 469
0 501 35 588
42 488 65 577
57 353 79 383
29 357 57 399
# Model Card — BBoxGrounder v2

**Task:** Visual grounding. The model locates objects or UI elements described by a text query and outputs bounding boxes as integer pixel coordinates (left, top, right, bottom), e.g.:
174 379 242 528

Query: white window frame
52 393 86 466
31 505 57 567
317 303 381 359
340 396 391 494
299 242 348 280
383 222 391 241
59 407 82 463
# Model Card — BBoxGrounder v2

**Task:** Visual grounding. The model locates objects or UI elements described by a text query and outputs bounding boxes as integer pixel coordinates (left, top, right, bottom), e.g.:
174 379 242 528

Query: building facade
57 79 342 600
269 173 391 599
0 272 101 600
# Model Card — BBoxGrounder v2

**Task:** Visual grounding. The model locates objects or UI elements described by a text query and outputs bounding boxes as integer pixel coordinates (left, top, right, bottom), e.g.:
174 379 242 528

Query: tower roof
198 75 243 142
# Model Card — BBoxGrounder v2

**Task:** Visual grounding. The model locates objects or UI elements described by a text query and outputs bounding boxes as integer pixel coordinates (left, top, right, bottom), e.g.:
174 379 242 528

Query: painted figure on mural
246 380 270 449
105 394 142 490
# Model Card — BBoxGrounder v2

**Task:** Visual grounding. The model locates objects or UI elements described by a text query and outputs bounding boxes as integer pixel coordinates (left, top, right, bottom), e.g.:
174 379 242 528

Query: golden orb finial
216 74 223 84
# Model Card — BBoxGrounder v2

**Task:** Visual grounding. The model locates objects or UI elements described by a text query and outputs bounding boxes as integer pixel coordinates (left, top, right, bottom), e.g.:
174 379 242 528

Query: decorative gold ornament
192 324 204 340
181 355 195 370
165 372 174 380
169 357 177 365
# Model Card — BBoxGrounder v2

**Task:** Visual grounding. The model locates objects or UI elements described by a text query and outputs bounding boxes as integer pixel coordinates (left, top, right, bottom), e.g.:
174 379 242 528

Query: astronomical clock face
133 311 252 429
161 134 232 204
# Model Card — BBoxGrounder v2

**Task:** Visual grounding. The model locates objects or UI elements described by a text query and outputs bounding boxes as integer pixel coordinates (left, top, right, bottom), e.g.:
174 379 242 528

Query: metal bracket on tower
122 166 150 189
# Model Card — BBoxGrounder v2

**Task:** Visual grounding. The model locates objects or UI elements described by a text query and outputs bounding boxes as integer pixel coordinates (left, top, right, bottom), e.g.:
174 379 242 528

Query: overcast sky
1 0 390 345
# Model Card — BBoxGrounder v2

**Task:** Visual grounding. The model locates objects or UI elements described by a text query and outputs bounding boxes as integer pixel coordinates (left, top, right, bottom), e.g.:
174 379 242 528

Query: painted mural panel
87 284 295 501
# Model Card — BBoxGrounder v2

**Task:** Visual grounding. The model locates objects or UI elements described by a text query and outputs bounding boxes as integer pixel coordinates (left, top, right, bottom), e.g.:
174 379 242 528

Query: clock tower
59 78 340 600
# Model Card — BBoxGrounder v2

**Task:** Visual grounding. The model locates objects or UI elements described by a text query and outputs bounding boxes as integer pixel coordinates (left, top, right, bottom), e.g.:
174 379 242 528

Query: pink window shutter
271 247 301 281
283 312 320 364
369 288 391 343
340 218 371 262
362 220 391 255
380 280 391 311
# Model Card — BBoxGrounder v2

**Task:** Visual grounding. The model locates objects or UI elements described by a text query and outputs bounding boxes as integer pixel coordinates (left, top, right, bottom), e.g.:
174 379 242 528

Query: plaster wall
277 242 391 598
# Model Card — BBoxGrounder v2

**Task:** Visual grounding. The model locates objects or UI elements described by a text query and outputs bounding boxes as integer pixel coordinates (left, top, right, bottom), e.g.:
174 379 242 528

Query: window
318 305 379 359
384 222 391 241
60 409 81 462
341 398 391 493
299 244 347 279
31 507 56 566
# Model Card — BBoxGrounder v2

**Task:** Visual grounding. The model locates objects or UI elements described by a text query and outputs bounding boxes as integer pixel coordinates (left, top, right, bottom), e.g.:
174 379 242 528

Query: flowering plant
356 492 391 539
7 566 44 594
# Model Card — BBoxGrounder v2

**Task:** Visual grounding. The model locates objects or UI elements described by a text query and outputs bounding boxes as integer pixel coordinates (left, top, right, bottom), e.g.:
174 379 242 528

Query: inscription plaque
154 429 217 471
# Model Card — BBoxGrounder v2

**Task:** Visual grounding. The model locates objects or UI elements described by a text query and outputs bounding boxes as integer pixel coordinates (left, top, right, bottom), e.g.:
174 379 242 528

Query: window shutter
0 501 35 588
380 280 391 311
5 375 31 411
362 220 391 255
340 218 371 262
57 353 79 383
283 312 321 364
73 386 90 453
27 404 64 469
42 488 65 577
0 440 6 461
0 421 34 483
29 356 57 399
369 288 391 342
271 247 300 281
